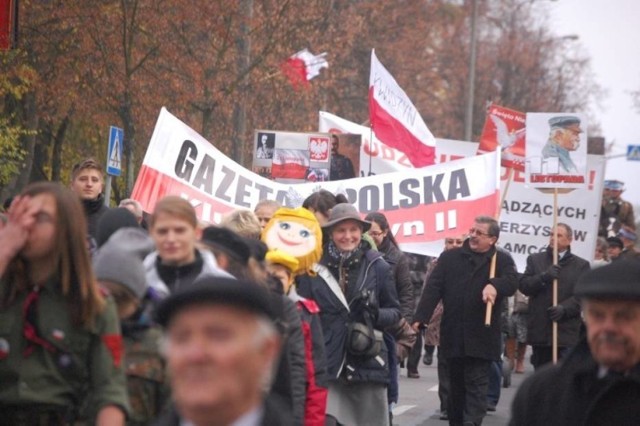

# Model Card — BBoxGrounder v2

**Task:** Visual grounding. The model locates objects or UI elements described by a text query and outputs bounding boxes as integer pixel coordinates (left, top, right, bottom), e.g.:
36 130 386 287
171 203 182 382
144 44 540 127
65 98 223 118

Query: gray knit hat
93 228 155 299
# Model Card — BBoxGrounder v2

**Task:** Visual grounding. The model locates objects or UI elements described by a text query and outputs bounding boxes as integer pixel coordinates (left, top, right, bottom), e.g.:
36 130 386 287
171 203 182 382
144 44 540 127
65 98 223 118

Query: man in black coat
510 259 640 426
519 223 590 370
413 216 518 426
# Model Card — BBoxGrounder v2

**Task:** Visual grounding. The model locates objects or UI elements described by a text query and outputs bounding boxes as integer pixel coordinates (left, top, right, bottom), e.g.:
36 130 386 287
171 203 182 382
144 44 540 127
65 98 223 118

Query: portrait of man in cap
541 116 583 174
510 260 640 425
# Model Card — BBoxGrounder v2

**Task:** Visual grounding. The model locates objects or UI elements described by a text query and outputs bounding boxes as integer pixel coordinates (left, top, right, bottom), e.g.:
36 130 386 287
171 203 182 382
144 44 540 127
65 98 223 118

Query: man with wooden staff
519 223 590 370
413 216 518 426
510 259 640 425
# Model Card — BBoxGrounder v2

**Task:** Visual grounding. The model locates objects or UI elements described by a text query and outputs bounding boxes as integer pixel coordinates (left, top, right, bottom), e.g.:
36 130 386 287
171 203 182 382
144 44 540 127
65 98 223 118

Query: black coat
509 339 640 426
297 248 401 383
154 395 294 426
82 195 109 240
378 239 414 321
413 242 518 361
519 247 590 347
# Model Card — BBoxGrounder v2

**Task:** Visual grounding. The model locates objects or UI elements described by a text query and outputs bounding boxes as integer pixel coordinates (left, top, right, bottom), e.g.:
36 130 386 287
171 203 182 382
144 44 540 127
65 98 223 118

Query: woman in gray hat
297 203 401 426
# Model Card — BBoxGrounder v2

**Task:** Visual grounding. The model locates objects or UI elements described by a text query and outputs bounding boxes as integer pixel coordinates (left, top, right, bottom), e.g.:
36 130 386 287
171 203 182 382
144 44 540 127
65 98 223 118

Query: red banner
479 104 526 171
0 0 16 51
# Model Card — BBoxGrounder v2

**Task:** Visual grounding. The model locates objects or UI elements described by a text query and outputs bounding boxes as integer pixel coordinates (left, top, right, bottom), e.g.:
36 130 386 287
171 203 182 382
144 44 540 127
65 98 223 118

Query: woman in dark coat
297 204 400 426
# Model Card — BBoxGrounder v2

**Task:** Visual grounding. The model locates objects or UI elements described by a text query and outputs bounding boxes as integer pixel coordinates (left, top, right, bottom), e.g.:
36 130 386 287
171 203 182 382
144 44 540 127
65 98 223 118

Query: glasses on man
468 228 491 237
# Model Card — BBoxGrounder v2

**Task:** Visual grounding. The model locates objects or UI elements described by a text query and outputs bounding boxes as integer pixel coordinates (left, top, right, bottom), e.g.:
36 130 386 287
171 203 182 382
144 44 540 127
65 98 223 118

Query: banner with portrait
524 113 588 189
132 108 501 257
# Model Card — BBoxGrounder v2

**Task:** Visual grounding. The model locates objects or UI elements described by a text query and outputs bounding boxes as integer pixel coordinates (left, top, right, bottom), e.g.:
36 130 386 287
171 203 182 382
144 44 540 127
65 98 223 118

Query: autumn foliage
0 0 601 202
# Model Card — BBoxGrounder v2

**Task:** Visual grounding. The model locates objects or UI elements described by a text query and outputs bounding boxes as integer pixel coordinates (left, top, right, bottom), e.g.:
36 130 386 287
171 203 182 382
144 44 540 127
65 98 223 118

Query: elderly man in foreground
510 259 640 425
153 276 291 426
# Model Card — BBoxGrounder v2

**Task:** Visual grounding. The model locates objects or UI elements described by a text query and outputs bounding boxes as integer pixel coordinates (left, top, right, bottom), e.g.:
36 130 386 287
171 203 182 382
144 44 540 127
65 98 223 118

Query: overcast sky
547 0 640 207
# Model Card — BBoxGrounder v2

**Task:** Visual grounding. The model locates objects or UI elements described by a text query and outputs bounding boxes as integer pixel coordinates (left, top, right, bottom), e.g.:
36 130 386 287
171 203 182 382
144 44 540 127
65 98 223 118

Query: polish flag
281 49 328 89
368 49 436 168
271 149 310 180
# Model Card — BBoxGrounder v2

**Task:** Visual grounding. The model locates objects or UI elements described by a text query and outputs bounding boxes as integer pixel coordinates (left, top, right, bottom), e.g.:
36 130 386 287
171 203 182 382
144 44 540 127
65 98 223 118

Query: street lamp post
464 0 479 142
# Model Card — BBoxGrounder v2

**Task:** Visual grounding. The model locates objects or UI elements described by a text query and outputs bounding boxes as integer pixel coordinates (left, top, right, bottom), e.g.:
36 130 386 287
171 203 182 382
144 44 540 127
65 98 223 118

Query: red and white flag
281 48 328 89
271 149 310 179
368 49 436 168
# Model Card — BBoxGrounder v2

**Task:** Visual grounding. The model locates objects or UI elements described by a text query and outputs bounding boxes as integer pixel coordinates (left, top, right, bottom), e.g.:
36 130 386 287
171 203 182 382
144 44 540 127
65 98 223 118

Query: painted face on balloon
264 220 318 259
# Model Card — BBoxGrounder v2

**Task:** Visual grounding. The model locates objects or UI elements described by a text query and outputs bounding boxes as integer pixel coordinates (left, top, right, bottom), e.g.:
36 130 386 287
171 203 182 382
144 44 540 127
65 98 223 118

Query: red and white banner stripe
132 108 500 257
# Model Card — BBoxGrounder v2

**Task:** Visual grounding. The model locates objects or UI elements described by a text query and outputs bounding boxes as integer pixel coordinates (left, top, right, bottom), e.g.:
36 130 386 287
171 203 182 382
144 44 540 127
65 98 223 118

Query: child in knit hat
93 228 169 424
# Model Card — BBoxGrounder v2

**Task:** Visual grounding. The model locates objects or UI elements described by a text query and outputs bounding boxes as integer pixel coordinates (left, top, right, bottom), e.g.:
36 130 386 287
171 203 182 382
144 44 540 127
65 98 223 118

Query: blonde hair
221 209 262 240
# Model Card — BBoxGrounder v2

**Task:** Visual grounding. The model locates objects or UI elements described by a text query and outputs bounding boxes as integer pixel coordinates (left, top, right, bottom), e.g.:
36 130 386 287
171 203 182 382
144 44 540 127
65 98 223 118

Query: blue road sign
627 145 640 162
107 126 124 176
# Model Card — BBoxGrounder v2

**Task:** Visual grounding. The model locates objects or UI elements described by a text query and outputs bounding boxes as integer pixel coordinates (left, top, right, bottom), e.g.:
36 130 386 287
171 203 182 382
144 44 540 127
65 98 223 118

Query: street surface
393 348 533 426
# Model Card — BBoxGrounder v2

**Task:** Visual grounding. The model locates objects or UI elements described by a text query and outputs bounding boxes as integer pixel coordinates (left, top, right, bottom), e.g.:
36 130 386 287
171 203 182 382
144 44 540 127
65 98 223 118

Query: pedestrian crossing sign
107 126 124 176
627 145 640 161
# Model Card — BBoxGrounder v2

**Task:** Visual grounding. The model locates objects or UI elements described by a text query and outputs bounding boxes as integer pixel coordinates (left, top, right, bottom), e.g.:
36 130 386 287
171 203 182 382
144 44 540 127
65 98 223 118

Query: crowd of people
0 158 638 426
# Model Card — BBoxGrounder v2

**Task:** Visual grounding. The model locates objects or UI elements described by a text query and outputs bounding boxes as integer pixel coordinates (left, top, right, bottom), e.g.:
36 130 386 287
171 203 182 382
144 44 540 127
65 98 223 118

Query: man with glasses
413 216 518 426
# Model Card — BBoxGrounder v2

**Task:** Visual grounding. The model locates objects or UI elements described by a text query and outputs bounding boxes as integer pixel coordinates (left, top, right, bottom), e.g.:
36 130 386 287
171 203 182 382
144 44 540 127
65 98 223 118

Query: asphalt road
393 348 533 426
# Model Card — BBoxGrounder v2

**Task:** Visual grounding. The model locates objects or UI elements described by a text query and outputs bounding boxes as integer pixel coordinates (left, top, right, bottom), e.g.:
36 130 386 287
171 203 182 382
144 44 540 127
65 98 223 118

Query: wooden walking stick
485 252 497 327
552 188 559 364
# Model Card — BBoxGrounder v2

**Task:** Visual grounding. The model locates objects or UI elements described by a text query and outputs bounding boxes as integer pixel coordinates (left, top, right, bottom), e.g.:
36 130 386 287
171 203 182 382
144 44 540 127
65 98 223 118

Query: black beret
96 208 140 248
155 276 275 326
244 238 268 262
201 226 251 264
575 259 640 300
606 236 624 250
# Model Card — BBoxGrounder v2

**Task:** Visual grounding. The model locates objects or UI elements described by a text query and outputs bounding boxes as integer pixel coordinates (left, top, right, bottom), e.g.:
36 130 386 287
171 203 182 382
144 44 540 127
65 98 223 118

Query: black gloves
541 264 561 284
547 305 565 322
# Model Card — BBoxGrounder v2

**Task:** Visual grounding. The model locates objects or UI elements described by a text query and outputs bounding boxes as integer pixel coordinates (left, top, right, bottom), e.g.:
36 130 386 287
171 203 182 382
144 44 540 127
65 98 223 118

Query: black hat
606 236 624 250
575 259 640 300
322 203 371 232
96 207 140 248
201 226 251 264
155 276 275 327
244 238 268 262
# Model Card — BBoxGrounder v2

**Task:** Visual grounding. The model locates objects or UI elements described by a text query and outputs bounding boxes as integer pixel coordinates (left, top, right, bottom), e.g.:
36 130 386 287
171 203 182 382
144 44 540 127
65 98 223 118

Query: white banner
499 155 604 270
132 108 501 257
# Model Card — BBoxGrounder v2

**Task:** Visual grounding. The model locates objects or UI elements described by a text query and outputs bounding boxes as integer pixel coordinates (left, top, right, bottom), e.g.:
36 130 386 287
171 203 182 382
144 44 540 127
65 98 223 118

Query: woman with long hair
0 182 128 424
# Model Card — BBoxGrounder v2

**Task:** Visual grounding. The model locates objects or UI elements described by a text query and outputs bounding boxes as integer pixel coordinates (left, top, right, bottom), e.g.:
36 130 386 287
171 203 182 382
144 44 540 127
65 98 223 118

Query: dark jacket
154 395 294 426
83 194 109 240
269 294 306 426
413 241 518 361
519 247 590 347
378 239 414 321
509 339 640 426
297 244 401 383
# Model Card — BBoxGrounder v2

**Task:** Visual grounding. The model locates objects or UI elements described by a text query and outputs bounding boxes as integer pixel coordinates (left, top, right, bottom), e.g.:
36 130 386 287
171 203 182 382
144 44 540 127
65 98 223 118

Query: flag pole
485 253 497 327
552 188 559 363
368 127 373 177
486 157 505 327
